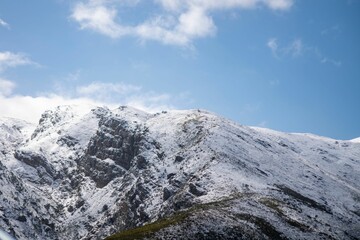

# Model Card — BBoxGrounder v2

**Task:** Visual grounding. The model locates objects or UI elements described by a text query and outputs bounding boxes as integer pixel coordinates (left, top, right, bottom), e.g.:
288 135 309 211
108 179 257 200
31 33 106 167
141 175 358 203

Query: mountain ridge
0 105 359 239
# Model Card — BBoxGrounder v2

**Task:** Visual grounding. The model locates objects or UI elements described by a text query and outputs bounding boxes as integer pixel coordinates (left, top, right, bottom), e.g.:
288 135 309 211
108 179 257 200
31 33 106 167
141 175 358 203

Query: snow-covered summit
0 105 359 240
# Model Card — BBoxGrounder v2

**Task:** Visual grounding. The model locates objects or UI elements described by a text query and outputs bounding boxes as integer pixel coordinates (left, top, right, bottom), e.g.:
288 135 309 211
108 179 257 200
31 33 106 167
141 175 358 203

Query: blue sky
0 0 359 140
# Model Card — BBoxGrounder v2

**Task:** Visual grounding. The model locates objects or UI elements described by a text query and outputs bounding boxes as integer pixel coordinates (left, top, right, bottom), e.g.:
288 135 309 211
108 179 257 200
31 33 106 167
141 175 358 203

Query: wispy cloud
257 120 268 127
286 39 303 57
0 51 39 104
315 48 342 67
321 24 341 36
74 82 175 112
240 103 261 115
0 51 38 72
66 69 82 81
269 79 280 86
0 18 10 29
131 61 150 71
76 82 141 99
320 57 341 67
71 0 294 46
267 38 303 58
267 38 278 57
267 38 341 66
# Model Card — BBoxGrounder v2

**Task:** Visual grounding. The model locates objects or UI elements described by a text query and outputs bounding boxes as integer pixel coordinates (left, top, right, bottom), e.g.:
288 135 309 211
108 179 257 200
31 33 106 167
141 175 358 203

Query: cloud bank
0 80 175 123
71 0 294 46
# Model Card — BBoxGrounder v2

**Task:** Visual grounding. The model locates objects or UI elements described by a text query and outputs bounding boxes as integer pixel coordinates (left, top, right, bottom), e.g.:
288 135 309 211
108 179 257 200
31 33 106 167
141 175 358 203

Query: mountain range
0 105 359 240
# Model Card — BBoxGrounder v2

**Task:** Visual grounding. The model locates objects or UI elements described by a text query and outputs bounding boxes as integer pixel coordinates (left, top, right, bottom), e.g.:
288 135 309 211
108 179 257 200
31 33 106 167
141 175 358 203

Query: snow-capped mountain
0 105 359 240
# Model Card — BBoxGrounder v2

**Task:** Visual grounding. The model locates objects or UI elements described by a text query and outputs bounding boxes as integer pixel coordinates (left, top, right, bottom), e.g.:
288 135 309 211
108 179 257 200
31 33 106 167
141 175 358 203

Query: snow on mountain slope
0 105 359 240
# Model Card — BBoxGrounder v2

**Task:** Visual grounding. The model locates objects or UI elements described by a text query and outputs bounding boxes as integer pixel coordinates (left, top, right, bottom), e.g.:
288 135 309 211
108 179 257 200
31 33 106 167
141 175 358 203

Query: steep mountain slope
0 106 359 240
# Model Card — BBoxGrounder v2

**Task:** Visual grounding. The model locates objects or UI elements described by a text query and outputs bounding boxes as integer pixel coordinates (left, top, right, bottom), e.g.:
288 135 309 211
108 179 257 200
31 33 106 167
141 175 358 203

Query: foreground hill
0 106 359 239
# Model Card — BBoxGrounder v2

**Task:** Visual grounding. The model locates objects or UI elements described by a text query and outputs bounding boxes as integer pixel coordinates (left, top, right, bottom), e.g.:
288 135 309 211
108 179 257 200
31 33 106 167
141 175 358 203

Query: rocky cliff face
0 106 359 240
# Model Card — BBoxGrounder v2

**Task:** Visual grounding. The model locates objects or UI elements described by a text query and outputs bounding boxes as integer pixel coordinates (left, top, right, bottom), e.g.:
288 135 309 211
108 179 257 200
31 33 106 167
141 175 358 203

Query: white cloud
177 6 216 38
71 1 131 38
0 18 9 29
71 0 294 46
135 22 185 46
0 80 176 123
0 78 16 96
0 51 37 72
